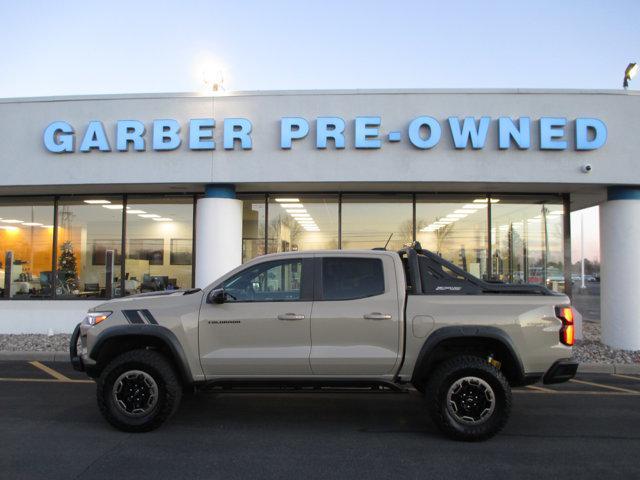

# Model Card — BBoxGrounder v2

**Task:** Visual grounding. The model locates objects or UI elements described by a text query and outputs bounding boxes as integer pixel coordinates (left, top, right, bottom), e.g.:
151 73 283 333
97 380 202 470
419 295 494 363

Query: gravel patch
0 324 638 364
0 334 71 352
573 322 640 364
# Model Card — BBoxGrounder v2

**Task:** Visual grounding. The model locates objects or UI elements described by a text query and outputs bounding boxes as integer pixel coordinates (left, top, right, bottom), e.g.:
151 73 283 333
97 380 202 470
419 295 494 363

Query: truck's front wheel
425 355 511 441
97 349 182 432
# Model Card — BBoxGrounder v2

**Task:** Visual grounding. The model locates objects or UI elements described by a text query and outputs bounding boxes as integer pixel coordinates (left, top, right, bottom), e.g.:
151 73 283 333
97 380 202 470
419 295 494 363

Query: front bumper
543 358 578 384
69 323 84 371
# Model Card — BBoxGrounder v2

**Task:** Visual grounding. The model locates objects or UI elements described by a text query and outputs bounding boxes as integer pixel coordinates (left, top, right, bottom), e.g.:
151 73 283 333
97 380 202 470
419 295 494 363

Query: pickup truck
70 243 578 441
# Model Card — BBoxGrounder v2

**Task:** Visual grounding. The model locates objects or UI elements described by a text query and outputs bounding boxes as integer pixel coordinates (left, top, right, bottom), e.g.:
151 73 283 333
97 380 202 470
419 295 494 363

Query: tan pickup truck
71 243 577 441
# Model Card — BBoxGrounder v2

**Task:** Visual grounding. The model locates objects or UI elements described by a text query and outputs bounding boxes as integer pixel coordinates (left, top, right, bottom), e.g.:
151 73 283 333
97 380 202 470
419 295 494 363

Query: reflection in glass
242 197 266 262
0 199 54 298
341 196 413 251
416 196 489 279
268 196 338 253
125 198 193 295
57 197 123 298
491 198 565 292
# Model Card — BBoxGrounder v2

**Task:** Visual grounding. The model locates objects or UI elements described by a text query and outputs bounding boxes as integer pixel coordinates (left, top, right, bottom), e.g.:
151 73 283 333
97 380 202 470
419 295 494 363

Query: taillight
556 306 575 346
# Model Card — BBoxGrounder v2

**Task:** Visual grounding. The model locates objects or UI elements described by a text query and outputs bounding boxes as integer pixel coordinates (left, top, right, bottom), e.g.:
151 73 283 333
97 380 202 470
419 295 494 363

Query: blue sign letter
44 121 74 153
189 119 215 150
408 116 441 149
153 119 181 151
354 116 381 149
281 117 309 149
224 118 252 150
498 117 530 150
539 117 567 150
448 117 490 149
316 117 345 149
575 118 606 150
117 120 146 151
80 121 111 152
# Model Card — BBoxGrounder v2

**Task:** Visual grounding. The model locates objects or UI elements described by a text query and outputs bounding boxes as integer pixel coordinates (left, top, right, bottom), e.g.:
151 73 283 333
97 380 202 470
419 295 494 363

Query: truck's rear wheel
97 349 182 432
425 355 511 441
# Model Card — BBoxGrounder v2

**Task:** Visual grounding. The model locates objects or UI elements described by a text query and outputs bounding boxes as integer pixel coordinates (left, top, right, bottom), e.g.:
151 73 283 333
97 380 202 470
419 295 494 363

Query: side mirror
207 288 226 304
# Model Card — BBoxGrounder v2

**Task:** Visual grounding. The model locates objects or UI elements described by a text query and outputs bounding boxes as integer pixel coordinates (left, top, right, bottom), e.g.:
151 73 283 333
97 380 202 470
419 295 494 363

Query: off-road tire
425 355 511 441
97 349 182 432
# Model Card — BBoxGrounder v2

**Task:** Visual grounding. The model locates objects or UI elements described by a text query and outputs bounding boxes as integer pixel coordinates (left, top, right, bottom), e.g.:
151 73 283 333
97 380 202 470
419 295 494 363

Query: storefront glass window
0 199 54 298
268 195 339 253
241 196 266 262
416 196 489 279
341 195 413 251
125 197 193 295
56 197 123 298
490 197 565 292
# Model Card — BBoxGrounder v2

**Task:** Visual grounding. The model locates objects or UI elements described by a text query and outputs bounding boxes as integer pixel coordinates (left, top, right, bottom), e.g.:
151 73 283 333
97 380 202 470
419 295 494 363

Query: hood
89 288 202 312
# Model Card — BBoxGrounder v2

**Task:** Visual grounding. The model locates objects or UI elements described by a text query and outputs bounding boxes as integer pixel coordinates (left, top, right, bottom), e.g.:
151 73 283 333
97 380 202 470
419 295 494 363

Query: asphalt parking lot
1 361 639 480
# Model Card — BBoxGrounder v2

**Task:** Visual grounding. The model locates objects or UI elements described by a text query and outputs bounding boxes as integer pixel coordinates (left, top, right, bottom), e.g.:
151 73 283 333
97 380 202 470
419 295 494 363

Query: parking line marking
513 390 639 396
569 378 640 394
526 385 556 393
0 377 93 384
29 361 72 381
613 373 640 382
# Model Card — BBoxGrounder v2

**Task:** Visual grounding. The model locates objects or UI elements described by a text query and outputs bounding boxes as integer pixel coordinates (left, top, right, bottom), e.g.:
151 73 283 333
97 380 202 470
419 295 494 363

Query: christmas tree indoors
58 241 78 291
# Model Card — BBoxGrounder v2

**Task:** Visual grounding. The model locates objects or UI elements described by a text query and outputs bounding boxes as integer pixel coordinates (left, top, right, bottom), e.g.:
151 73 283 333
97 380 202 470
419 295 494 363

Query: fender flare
90 324 194 384
411 325 525 385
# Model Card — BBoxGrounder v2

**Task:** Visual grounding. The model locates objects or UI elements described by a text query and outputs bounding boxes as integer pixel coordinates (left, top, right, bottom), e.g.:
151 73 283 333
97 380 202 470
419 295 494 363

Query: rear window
321 257 385 300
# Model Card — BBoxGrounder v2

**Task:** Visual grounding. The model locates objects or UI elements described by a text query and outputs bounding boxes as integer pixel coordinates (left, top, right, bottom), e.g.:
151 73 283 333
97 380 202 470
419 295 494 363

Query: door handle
364 312 392 320
277 313 305 321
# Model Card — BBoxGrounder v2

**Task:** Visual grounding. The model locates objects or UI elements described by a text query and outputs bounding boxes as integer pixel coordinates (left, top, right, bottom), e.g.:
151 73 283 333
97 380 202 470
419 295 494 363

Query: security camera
581 164 592 173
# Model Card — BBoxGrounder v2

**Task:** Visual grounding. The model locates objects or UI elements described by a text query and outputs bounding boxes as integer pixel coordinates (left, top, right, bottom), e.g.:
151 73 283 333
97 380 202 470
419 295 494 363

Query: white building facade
0 89 638 349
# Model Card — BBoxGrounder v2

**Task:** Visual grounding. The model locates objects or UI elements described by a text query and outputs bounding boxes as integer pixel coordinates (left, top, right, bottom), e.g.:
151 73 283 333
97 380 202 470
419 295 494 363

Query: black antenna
383 233 393 250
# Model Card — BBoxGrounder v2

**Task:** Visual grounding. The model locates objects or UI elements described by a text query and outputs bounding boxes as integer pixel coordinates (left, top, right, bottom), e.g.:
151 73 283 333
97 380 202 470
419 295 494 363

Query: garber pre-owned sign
43 116 607 153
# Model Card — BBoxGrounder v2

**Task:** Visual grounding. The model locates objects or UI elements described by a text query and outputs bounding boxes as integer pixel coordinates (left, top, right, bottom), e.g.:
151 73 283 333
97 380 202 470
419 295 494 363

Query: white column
195 186 242 289
600 188 640 350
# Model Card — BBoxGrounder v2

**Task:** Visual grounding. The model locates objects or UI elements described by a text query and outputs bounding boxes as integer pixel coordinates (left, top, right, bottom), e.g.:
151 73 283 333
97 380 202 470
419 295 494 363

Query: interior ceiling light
139 214 160 218
290 213 311 217
22 222 43 226
473 198 500 204
286 209 307 214
446 213 467 218
102 205 124 210
83 199 111 204
0 225 19 230
464 203 487 209
280 204 305 209
126 210 146 214
1 219 23 223
455 209 477 214
152 217 173 222
275 198 299 203
549 210 564 215
40 225 53 228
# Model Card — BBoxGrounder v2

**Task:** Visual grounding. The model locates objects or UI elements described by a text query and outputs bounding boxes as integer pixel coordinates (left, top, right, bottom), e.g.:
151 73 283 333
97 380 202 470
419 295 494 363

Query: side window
222 259 304 302
321 257 385 301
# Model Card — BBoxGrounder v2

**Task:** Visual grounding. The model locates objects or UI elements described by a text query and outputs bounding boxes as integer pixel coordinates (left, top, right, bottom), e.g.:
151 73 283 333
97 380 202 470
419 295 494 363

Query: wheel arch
411 326 526 387
89 325 194 385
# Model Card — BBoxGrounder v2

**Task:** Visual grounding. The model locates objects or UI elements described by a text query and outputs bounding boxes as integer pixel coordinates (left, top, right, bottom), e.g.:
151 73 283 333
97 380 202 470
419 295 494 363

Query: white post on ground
580 212 586 290
600 187 640 350
195 184 243 289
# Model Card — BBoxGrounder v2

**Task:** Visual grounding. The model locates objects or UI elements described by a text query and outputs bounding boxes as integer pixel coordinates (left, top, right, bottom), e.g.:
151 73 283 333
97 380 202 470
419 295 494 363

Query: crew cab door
310 254 402 375
199 256 314 376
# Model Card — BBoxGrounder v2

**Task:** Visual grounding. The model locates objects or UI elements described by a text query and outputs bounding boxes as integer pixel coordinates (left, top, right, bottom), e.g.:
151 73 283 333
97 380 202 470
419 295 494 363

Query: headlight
82 311 112 327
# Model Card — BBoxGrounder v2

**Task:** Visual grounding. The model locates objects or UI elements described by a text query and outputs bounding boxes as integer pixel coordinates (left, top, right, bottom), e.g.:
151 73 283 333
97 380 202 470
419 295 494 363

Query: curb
0 352 638 374
0 351 69 362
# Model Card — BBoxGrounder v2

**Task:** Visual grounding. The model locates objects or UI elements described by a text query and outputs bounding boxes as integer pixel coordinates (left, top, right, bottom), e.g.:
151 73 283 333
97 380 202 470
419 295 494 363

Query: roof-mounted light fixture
623 62 638 89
